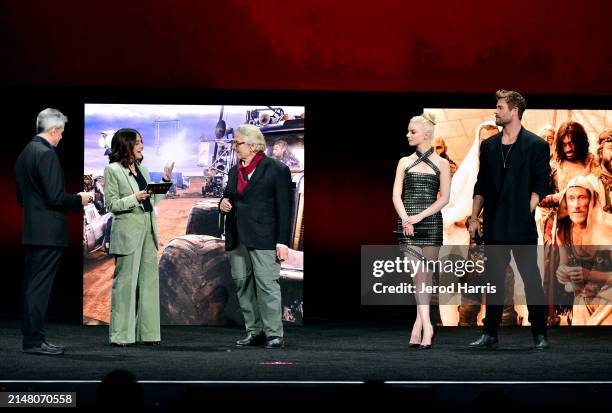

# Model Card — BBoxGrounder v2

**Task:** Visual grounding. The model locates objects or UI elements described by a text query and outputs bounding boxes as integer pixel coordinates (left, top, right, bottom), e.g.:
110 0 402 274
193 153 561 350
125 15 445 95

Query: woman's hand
163 161 175 181
402 220 414 237
136 190 151 202
404 214 423 225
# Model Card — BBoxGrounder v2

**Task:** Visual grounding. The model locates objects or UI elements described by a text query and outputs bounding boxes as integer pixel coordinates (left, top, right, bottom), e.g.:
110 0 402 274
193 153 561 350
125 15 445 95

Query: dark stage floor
1 321 611 409
2 321 611 382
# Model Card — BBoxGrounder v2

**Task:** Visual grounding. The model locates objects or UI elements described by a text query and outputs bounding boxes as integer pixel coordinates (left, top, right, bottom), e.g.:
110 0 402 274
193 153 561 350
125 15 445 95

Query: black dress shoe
409 343 420 348
468 334 498 349
44 341 65 351
534 335 550 350
236 333 266 347
23 342 64 355
265 336 285 349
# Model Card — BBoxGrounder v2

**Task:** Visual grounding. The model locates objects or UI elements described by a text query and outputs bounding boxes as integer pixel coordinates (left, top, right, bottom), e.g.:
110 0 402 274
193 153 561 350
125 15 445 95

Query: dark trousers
483 241 547 337
21 246 64 348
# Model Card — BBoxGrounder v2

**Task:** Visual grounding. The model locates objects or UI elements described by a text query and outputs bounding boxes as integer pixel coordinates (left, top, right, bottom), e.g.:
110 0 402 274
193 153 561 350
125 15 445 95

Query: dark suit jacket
473 127 551 243
14 136 82 247
221 155 293 251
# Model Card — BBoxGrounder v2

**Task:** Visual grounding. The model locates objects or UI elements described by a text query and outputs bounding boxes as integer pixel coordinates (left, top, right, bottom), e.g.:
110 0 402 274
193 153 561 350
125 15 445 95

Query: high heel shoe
409 334 421 348
418 328 435 350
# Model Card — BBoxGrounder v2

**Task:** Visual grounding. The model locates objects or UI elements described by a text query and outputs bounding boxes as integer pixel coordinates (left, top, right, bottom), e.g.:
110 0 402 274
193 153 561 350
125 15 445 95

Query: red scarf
237 151 265 196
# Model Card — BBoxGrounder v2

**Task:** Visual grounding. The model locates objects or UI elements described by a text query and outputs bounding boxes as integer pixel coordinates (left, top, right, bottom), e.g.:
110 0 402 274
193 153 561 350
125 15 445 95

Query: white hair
539 124 556 136
36 108 68 133
235 124 266 152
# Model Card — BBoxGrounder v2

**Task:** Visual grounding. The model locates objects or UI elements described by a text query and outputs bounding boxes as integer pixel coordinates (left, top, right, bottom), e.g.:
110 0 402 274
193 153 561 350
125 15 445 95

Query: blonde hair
410 111 436 138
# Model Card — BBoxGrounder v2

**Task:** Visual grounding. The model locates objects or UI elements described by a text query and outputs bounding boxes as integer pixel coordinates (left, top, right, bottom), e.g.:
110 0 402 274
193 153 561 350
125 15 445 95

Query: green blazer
103 162 163 255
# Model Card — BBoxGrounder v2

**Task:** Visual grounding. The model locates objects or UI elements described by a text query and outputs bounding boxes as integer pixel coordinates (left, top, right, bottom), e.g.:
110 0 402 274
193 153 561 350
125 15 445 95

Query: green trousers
228 244 283 338
109 212 160 344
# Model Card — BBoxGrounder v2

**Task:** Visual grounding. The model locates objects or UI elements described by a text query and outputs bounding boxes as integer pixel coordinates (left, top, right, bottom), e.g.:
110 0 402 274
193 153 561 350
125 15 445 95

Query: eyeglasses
232 140 246 147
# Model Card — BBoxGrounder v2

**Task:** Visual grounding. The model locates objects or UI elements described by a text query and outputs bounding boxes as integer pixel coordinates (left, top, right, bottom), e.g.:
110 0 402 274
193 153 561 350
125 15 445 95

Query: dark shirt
133 165 152 212
500 143 513 187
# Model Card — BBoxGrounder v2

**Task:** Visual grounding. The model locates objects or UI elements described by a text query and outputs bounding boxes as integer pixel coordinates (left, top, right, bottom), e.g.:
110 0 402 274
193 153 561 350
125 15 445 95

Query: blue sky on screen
84 104 304 176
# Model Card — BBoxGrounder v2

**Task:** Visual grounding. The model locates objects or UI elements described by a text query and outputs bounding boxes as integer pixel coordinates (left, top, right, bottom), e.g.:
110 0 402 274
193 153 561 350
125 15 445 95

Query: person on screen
92 176 113 253
432 137 458 176
539 121 599 323
15 108 91 355
219 124 293 349
441 121 499 246
539 121 598 242
392 112 451 349
592 130 612 213
271 139 301 170
93 176 107 215
538 124 556 161
468 90 551 350
535 125 557 244
437 121 516 327
554 176 612 325
104 128 174 346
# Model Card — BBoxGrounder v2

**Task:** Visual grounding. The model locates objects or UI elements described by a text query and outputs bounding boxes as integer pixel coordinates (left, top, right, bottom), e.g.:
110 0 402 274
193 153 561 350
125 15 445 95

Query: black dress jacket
15 136 82 247
473 127 551 243
221 155 293 251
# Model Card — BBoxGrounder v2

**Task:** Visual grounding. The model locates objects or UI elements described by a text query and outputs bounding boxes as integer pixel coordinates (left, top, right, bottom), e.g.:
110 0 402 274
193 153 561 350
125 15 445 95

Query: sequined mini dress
397 148 443 246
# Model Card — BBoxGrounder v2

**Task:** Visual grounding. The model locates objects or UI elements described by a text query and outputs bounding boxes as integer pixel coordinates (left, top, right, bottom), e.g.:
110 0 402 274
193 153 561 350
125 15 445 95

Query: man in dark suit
220 125 293 349
15 108 90 355
468 90 551 350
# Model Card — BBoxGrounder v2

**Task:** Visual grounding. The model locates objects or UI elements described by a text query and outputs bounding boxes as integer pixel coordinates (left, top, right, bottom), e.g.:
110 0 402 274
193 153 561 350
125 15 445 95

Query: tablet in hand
145 182 173 194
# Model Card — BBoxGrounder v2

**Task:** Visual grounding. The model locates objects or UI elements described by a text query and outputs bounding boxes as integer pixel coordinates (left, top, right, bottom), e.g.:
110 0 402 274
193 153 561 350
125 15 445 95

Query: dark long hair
108 128 142 167
555 121 589 163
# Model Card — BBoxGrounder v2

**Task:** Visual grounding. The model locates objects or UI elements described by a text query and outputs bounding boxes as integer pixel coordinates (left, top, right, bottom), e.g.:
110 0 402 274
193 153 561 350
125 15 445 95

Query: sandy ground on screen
82 178 217 324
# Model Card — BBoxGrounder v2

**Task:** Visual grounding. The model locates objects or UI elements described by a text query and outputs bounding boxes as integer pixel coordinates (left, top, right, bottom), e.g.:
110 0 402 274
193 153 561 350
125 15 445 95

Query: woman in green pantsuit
103 128 174 346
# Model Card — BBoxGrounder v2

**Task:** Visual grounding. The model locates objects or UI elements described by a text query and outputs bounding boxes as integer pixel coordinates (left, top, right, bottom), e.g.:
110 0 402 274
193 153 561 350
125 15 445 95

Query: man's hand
78 192 92 206
220 198 232 213
468 218 482 239
539 193 561 208
569 268 586 284
556 264 582 284
276 244 289 262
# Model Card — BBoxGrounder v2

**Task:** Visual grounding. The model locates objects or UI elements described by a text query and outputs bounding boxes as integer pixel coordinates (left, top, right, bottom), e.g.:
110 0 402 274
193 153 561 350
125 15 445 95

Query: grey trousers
228 244 283 337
